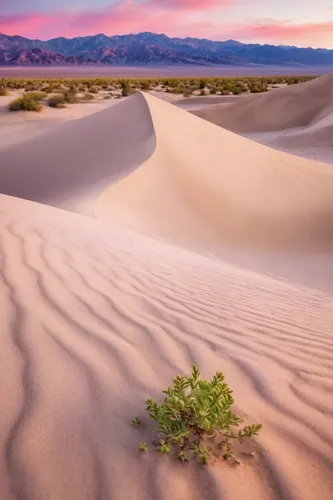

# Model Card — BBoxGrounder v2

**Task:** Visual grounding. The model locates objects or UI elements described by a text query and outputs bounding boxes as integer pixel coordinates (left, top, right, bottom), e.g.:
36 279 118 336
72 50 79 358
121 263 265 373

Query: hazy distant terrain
1 65 332 78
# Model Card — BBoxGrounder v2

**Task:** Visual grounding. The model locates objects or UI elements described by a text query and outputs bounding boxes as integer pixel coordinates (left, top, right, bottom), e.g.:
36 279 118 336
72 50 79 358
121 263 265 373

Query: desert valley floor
1 74 333 500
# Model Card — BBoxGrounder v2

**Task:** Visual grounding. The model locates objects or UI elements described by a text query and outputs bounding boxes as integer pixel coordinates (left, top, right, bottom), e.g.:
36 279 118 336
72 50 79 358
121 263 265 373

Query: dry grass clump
48 94 66 108
24 91 47 101
9 96 42 112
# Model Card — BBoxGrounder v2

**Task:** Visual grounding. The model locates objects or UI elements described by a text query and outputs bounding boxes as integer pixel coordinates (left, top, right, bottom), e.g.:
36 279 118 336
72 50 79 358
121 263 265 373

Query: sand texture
189 73 333 164
1 84 333 500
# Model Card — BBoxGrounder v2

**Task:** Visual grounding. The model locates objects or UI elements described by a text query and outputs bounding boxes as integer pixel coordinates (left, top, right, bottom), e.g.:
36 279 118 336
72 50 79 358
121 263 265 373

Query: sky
0 0 333 48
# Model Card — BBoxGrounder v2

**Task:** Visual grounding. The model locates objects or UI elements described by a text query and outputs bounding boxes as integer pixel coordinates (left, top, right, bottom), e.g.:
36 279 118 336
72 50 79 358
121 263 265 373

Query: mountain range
1 32 333 66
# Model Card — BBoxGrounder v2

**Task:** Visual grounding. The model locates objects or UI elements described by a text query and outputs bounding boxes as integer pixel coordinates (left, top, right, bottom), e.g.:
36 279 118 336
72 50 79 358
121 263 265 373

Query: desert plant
135 365 261 465
63 91 79 104
48 94 66 108
24 91 47 101
0 86 8 96
141 80 152 91
9 96 42 112
121 80 132 97
139 441 148 452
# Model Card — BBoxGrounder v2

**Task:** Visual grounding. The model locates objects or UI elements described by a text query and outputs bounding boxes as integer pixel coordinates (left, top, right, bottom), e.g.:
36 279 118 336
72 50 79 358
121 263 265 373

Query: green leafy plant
136 365 261 465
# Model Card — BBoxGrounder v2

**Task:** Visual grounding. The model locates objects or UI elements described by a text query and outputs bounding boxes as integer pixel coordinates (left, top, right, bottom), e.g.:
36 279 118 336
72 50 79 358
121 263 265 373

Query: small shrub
141 80 152 91
104 95 111 99
42 86 55 94
89 87 99 94
48 94 66 108
9 96 42 112
199 79 206 90
134 365 262 465
63 91 79 104
24 91 47 101
170 87 182 94
121 80 132 97
0 86 8 96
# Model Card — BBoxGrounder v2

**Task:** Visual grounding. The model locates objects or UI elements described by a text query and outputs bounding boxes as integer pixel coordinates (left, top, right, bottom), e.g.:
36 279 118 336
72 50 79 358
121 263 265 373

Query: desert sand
190 73 333 164
1 82 333 500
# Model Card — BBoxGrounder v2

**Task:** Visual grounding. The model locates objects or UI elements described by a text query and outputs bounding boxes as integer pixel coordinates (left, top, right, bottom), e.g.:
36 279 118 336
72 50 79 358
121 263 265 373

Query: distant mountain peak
0 32 332 66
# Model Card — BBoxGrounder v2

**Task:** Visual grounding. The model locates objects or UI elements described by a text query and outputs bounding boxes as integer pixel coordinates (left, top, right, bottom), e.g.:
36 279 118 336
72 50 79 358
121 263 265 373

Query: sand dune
97 92 333 251
191 73 333 133
0 93 155 215
1 87 333 500
1 194 333 500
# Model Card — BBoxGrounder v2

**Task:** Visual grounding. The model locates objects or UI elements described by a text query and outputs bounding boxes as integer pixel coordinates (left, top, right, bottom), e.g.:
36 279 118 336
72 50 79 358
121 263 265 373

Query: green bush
24 91 47 101
9 96 42 112
48 94 66 108
134 365 262 464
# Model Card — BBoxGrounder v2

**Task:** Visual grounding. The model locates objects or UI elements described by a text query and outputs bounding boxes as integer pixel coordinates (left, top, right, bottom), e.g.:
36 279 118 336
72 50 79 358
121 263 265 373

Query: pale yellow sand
1 89 333 500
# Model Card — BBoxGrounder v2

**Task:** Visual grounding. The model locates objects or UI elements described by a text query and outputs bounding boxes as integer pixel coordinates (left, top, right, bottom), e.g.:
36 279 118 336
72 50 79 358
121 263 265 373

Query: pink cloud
0 0 232 40
227 20 333 48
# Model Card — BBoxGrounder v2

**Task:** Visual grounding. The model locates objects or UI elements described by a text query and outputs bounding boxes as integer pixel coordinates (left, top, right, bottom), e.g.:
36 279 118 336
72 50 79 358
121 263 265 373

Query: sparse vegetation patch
133 365 262 465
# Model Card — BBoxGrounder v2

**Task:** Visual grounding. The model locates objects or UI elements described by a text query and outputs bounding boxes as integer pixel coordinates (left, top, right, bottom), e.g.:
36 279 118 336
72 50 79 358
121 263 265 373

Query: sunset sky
1 0 333 48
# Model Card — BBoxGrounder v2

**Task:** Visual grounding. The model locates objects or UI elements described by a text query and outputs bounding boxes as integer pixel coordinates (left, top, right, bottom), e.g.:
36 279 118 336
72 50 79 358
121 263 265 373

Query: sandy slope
191 73 333 133
1 194 333 500
0 93 156 215
188 74 333 163
1 90 333 500
98 93 333 251
0 91 121 149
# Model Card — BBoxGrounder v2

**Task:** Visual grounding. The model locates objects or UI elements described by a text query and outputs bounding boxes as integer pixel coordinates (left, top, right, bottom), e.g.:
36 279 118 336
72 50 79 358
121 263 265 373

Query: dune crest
0 93 156 215
97 92 333 251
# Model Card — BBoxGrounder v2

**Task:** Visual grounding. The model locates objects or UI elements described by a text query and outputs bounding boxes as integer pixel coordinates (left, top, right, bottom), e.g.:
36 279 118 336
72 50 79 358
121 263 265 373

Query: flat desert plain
0 74 333 500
